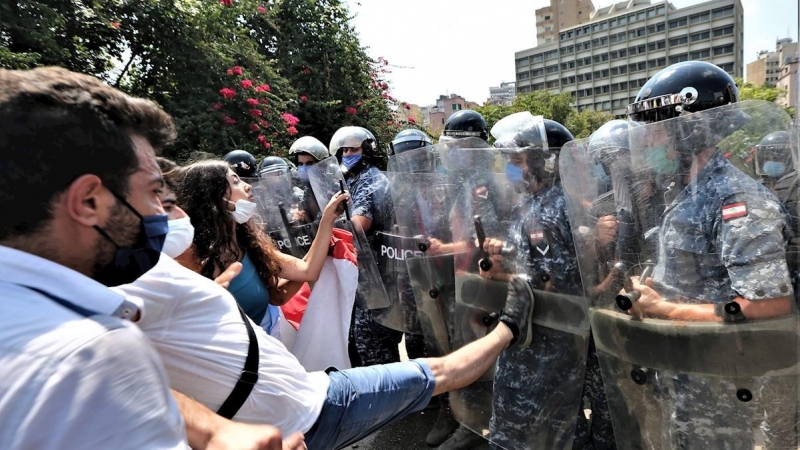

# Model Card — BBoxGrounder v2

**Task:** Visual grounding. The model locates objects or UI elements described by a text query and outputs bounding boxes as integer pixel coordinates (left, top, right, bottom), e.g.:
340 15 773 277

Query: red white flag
281 228 358 372
721 202 748 221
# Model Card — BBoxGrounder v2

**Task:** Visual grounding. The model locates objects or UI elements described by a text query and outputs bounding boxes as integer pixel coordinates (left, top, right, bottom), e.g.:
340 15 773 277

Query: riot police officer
440 110 489 143
329 126 401 367
258 155 292 177
390 129 433 156
289 136 329 180
618 61 796 449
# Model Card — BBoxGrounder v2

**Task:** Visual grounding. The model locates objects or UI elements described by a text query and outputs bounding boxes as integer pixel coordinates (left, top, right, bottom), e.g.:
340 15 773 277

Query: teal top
228 252 275 333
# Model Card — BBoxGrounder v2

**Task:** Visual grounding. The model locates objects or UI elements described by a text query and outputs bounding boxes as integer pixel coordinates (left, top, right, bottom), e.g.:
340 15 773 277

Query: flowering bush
215 65 299 152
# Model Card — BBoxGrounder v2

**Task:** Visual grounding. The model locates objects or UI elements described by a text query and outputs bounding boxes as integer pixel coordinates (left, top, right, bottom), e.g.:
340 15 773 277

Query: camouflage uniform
347 164 404 366
764 170 800 307
651 151 794 449
490 184 605 449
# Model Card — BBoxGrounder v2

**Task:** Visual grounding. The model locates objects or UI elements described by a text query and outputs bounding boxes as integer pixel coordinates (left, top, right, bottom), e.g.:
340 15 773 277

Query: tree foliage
0 0 409 162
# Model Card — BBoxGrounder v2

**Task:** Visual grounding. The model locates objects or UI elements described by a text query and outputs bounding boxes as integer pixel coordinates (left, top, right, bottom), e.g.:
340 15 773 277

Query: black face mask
93 189 169 287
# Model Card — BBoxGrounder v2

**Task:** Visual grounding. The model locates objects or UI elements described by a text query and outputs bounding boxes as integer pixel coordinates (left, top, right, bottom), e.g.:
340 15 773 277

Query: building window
546 65 559 74
560 10 564 15
545 26 553 32
516 57 529 66
647 23 665 34
718 62 735 73
647 40 666 51
656 5 665 15
713 44 734 56
689 12 710 24
610 18 617 27
713 25 734 37
452 104 462 111
532 53 544 63
690 31 710 42
669 18 687 29
567 31 574 38
712 6 734 19
518 71 530 80
544 15 551 20
669 35 688 46
585 73 593 81
532 68 544 77
610 34 618 44
638 44 646 54
637 27 646 37
647 8 656 18
546 80 560 88
690 49 711 59
619 15 627 25
560 32 566 40
669 53 689 64
545 50 558 60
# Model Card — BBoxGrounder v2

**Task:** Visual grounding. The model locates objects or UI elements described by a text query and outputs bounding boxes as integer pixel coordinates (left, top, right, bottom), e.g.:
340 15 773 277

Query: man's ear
63 174 112 227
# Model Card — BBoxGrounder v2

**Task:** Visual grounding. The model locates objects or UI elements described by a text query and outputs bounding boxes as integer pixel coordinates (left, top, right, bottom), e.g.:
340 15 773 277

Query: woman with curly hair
174 160 348 337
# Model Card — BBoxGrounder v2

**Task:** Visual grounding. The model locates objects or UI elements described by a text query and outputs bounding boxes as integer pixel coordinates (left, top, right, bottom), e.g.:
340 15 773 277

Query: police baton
338 180 351 222
615 263 654 311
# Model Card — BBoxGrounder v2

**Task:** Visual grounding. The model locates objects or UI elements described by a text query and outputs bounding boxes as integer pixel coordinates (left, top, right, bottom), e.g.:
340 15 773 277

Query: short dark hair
0 67 176 240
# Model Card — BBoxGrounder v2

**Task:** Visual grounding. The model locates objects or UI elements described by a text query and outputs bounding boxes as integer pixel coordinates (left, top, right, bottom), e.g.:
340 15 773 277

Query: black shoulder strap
217 304 260 419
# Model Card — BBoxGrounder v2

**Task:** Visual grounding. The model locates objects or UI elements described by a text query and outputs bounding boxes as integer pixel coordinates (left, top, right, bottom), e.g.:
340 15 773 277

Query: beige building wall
516 0 743 117
536 0 596 46
776 60 799 108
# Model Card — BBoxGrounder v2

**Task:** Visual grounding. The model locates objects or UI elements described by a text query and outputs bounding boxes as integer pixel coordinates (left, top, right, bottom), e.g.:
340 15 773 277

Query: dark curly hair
177 160 282 288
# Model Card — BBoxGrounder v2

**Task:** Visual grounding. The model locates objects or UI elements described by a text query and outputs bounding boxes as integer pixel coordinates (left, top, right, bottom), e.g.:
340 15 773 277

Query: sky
344 0 799 107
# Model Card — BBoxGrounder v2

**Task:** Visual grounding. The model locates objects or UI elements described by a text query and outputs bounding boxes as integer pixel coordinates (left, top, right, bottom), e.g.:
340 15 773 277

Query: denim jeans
304 360 436 450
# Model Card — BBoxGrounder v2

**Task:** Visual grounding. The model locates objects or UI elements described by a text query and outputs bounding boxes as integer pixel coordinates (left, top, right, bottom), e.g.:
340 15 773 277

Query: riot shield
561 100 800 449
251 172 319 259
306 156 391 310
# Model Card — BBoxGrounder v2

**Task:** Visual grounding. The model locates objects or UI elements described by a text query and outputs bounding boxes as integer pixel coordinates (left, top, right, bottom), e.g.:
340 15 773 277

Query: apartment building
536 0 596 45
515 0 743 117
488 82 517 106
746 38 799 87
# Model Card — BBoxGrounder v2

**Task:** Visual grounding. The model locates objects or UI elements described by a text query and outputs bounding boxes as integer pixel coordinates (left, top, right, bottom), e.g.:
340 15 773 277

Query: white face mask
229 199 258 224
163 217 195 258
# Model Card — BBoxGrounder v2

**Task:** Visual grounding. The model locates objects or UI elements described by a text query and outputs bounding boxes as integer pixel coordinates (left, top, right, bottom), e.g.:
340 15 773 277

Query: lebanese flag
280 228 358 371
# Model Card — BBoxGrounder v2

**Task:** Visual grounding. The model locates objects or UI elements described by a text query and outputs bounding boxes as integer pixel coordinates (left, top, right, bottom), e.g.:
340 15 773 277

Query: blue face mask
342 154 363 170
297 165 310 182
762 161 787 178
93 189 168 287
644 146 680 175
505 162 525 185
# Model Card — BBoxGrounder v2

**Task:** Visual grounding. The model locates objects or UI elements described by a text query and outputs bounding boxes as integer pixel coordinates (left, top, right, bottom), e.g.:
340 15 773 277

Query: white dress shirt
114 255 331 435
0 246 188 449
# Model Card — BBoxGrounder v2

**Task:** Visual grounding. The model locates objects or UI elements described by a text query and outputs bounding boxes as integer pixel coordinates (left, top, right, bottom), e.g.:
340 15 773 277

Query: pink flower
346 107 357 115
301 68 311 75
261 98 270 104
220 87 236 99
223 116 236 125
211 103 223 110
408 117 417 125
259 119 269 128
745 157 753 163
287 126 298 135
723 152 732 159
250 123 260 132
110 21 121 29
257 6 266 13
249 108 263 117
231 66 243 76
300 95 308 103
280 112 300 126
219 0 233 6
750 147 757 154
257 135 271 149
404 103 411 110
226 69 234 75
255 84 270 92
356 102 363 107
380 82 388 90
246 98 260 106
240 79 253 89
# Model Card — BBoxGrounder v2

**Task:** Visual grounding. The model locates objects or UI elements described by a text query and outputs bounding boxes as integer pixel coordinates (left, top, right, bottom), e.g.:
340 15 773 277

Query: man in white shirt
0 67 295 450
117 179 536 449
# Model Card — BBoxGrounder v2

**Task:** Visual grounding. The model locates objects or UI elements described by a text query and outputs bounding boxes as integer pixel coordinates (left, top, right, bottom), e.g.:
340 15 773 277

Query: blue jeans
304 360 436 450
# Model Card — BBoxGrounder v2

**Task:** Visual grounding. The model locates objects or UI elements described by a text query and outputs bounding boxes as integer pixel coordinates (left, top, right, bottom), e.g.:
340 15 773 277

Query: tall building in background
536 0 597 45
746 38 800 87
515 0 743 117
488 82 517 106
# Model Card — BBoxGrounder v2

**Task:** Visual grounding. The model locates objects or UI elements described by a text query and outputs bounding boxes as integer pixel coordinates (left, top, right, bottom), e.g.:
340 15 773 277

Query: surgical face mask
342 154 363 170
93 190 168 287
644 146 680 175
297 165 310 182
762 161 787 178
229 199 258 224
163 217 195 258
505 162 525 185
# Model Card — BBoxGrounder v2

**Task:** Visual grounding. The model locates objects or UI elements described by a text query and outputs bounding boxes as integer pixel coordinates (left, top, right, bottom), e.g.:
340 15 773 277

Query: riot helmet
442 110 489 142
329 126 384 172
627 61 747 156
259 156 291 177
390 129 433 155
626 61 739 124
223 150 258 179
524 119 574 188
289 136 329 163
588 119 630 169
755 131 793 179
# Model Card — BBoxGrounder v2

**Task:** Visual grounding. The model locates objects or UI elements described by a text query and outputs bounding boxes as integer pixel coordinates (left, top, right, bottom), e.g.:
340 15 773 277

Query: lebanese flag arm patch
529 230 545 242
721 202 748 221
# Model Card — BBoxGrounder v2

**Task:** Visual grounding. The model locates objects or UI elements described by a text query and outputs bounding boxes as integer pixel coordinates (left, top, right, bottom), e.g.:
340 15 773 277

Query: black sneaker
498 275 535 348
426 399 459 446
